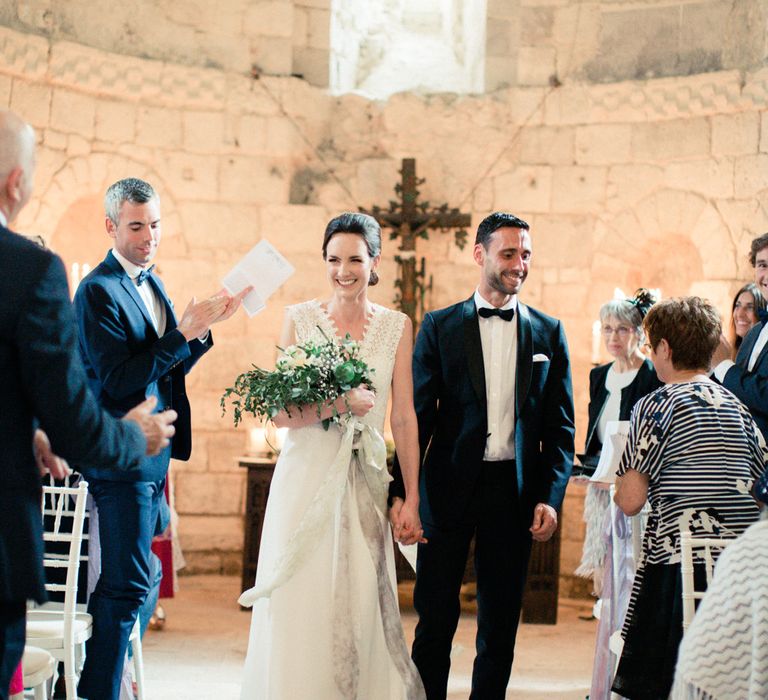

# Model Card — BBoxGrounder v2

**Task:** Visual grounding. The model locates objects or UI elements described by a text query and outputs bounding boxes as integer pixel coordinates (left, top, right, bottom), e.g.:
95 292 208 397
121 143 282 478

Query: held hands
177 287 253 341
33 429 71 479
529 503 558 542
389 497 427 545
123 396 177 456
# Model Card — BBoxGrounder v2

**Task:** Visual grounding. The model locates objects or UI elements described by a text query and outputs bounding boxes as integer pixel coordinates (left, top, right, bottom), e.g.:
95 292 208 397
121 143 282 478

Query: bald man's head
0 110 35 224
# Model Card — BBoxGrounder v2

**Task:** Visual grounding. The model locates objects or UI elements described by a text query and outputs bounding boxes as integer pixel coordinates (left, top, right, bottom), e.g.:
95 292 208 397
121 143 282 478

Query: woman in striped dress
611 297 767 700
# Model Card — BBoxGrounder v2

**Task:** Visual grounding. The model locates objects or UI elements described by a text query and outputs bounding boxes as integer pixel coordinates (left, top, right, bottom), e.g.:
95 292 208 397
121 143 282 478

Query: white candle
591 320 602 365
249 427 268 455
275 427 288 451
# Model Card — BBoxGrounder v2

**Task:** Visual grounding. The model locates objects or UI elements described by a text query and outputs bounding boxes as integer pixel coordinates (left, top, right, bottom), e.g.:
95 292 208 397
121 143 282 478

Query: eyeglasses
601 325 633 338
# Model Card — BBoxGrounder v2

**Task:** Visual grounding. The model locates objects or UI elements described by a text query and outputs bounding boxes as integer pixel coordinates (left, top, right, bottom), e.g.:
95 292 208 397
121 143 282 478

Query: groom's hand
529 503 557 542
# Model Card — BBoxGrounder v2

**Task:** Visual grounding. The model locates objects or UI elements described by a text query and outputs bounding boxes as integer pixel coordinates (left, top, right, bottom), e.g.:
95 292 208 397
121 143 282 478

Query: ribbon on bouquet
238 417 390 607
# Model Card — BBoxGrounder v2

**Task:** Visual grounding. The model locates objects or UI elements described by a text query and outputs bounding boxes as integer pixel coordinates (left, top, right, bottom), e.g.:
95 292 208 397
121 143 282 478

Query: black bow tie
759 309 768 324
478 306 515 322
136 266 155 286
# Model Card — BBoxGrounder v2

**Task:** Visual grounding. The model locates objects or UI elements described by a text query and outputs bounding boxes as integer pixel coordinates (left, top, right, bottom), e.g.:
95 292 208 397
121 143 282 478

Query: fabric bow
478 306 515 322
136 265 155 286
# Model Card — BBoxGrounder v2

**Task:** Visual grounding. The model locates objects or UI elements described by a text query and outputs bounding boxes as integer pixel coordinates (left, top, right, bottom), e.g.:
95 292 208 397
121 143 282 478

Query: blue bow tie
478 306 515 322
758 309 768 324
136 266 154 286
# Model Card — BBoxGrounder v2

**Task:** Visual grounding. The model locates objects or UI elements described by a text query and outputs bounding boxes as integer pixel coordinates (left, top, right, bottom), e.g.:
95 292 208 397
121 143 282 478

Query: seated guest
612 297 766 700
728 282 765 357
671 479 768 700
578 289 661 700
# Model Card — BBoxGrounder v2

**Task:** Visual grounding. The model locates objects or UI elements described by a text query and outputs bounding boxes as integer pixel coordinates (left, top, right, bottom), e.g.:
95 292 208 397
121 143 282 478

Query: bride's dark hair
322 212 382 286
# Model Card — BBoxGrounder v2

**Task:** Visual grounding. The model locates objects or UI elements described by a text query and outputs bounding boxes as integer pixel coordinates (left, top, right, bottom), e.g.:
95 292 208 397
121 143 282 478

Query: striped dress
617 380 766 637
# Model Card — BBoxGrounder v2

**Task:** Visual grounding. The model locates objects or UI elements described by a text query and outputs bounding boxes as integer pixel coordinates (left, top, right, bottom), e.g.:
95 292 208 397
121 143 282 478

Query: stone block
664 158 734 199
517 46 556 87
218 156 290 204
95 99 136 143
307 8 330 51
0 75 11 107
50 89 95 138
136 106 182 148
711 112 759 157
292 46 330 87
353 158 401 208
521 6 554 43
735 154 768 199
244 1 294 38
175 471 244 515
233 114 267 155
178 515 244 553
632 118 710 163
183 110 227 152
550 166 607 214
519 126 575 166
208 431 250 473
606 164 664 212
66 134 90 157
575 124 631 165
43 129 67 151
485 56 517 92
541 282 587 319
9 80 50 128
679 1 730 76
179 202 261 251
486 18 513 57
251 36 293 76
494 166 552 214
165 152 220 201
552 4 601 78
294 0 330 8
529 214 594 268
293 6 308 46
487 0 520 19
264 116 303 155
761 111 768 154
258 204 328 253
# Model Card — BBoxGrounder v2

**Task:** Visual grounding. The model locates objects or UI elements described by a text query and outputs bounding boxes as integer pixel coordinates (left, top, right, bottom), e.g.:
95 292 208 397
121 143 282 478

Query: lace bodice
288 300 406 432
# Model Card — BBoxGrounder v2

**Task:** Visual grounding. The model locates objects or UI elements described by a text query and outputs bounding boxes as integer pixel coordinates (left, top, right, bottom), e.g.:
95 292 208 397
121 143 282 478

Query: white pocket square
532 353 550 362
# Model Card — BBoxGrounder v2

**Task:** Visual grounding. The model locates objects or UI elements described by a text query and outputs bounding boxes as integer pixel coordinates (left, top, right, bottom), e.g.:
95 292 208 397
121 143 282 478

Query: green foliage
221 326 375 429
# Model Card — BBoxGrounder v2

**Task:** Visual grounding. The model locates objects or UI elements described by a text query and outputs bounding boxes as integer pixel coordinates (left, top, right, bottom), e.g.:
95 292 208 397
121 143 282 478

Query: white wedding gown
239 300 425 700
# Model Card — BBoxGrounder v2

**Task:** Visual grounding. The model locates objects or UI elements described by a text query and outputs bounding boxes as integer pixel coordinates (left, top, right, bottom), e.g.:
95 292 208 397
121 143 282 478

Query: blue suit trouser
78 478 165 700
0 601 25 700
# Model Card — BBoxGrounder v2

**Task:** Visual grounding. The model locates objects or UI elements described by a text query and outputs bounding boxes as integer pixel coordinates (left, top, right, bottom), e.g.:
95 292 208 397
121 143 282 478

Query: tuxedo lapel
516 302 533 415
462 298 487 407
736 323 763 369
102 251 157 334
148 274 177 331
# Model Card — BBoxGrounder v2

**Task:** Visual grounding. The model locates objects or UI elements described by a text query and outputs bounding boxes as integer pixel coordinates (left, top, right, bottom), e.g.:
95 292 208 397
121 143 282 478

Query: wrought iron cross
362 158 471 328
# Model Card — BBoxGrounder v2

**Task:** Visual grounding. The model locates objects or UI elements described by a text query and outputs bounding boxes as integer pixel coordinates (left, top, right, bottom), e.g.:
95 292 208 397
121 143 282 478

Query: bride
239 212 426 699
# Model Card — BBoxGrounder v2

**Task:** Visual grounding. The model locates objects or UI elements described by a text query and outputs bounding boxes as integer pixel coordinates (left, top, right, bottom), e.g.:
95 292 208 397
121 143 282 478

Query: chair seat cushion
22 646 54 675
26 611 92 641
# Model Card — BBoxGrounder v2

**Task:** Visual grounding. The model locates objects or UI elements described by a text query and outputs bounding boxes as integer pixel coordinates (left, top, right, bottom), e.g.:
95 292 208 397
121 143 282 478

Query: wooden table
238 455 276 605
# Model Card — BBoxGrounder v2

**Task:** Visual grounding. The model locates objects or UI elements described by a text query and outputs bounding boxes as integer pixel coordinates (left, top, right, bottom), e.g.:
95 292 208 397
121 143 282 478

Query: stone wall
2 6 767 593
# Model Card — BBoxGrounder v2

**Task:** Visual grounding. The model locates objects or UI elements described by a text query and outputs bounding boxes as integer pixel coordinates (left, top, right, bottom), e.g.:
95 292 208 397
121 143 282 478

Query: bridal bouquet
221 328 374 429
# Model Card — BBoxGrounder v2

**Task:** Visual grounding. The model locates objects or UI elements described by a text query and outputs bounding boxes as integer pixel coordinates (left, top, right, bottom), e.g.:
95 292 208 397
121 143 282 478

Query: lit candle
249 427 268 455
592 320 601 365
275 427 288 452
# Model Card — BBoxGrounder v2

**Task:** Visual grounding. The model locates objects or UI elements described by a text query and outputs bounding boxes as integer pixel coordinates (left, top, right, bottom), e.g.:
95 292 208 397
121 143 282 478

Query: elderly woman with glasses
578 290 662 699
612 297 766 700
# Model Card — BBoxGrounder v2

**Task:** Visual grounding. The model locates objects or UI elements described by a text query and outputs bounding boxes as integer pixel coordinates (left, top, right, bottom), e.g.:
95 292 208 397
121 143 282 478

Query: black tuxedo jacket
392 297 575 528
73 250 212 482
584 359 661 455
0 227 145 603
722 322 768 440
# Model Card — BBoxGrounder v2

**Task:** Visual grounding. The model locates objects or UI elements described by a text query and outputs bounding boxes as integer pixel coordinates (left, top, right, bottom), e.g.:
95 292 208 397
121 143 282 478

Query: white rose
292 348 308 367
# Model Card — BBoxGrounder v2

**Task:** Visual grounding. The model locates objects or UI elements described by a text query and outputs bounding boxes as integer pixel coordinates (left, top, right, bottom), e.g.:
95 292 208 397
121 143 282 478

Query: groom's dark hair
105 178 157 226
475 212 529 249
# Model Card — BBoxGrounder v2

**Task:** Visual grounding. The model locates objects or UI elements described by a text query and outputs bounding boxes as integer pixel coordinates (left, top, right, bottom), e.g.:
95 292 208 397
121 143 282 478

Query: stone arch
590 189 738 314
22 153 187 288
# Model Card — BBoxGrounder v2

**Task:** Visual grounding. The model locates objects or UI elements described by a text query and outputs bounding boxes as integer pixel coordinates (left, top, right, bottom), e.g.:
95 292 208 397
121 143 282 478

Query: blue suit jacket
0 230 145 602
73 250 212 482
722 322 768 440
391 297 575 528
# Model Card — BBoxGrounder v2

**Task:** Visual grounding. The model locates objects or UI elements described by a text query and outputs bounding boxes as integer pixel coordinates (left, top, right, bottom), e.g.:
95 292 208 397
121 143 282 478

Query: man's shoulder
425 299 468 323
0 226 60 282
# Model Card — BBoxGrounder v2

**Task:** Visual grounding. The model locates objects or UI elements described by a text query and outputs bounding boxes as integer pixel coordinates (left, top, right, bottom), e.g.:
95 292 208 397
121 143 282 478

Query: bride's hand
344 386 375 417
395 498 427 546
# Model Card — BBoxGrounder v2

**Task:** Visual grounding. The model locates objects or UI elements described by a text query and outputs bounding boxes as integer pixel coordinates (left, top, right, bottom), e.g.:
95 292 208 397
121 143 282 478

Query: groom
74 177 247 700
391 212 575 699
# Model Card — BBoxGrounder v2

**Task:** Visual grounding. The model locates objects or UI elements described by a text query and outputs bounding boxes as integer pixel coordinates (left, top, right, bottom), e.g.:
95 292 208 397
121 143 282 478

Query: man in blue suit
390 212 575 700
74 178 246 700
0 111 176 700
713 233 768 441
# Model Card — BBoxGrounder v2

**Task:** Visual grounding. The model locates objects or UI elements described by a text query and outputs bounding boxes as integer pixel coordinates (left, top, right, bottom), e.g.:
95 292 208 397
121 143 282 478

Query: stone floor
140 576 595 699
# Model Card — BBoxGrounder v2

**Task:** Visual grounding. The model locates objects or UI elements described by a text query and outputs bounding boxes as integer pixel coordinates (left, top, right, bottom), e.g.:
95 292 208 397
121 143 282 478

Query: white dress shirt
714 322 768 381
112 248 167 335
0 210 7 227
474 289 517 461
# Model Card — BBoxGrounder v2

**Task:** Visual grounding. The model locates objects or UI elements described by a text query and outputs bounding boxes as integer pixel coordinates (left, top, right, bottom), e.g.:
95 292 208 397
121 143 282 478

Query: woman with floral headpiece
578 289 662 700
